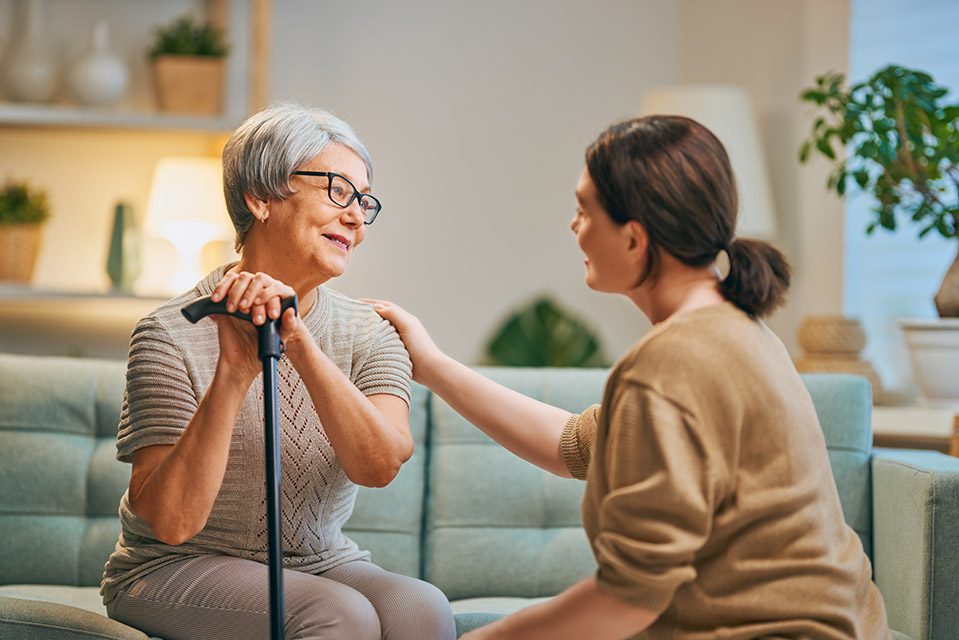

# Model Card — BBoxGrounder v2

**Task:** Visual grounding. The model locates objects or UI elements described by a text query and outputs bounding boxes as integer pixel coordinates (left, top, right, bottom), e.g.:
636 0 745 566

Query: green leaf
816 138 836 160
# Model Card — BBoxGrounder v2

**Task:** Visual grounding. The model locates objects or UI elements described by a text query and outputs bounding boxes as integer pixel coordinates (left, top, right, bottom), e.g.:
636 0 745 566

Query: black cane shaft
263 357 285 640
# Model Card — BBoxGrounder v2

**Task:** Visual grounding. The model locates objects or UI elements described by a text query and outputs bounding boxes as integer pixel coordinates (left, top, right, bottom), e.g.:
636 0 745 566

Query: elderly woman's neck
230 255 323 317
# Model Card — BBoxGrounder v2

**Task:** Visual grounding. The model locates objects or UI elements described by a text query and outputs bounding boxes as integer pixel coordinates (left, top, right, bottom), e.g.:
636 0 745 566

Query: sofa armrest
872 448 959 640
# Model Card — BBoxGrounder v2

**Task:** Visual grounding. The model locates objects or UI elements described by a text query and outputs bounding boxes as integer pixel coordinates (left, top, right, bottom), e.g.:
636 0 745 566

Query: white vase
901 318 959 403
3 0 57 103
68 21 128 107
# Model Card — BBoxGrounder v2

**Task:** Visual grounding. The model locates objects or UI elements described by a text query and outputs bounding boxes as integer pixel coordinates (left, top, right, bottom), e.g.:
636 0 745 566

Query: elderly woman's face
272 144 370 281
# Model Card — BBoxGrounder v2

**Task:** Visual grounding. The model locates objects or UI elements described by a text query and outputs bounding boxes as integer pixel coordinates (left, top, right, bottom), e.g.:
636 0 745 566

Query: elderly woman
100 103 455 640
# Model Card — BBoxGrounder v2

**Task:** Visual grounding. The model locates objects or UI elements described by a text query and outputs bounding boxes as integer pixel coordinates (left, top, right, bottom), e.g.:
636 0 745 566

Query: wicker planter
0 223 43 282
152 55 225 115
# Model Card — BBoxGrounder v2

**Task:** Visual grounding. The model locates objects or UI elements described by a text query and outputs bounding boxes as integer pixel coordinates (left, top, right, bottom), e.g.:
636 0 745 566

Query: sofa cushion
0 354 128 587
423 367 607 600
0 595 156 640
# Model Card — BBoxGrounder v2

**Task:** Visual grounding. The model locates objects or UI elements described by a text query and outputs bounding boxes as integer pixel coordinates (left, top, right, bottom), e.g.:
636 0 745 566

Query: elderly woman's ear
244 193 269 223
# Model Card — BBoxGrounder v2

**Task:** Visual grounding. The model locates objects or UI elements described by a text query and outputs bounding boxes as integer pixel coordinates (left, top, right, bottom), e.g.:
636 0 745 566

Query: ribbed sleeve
115 316 198 463
353 317 412 405
560 404 600 480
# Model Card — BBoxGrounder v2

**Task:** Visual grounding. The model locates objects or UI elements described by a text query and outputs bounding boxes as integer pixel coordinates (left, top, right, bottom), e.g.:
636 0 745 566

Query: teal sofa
1 352 957 639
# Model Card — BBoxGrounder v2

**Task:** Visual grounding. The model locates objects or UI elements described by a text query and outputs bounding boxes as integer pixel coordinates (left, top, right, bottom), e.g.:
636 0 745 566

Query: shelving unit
0 0 261 133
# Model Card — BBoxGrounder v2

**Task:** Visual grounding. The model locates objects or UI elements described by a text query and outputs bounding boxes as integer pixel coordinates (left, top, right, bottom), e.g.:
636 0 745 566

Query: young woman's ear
244 193 269 222
624 219 649 261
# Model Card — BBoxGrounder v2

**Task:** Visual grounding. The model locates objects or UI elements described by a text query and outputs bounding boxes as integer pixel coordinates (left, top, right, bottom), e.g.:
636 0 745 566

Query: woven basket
0 223 43 282
797 315 866 355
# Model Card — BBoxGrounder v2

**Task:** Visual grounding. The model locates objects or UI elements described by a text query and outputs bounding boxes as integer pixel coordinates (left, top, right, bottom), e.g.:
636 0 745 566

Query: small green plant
799 64 958 241
485 296 609 368
0 180 51 225
149 15 229 59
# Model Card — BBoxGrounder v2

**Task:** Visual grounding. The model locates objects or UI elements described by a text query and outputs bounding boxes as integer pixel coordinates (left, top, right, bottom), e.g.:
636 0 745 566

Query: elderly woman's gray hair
222 102 373 251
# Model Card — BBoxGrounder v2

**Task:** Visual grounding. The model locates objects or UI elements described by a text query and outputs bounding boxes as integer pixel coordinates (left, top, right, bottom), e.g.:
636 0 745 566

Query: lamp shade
143 156 235 292
640 85 777 238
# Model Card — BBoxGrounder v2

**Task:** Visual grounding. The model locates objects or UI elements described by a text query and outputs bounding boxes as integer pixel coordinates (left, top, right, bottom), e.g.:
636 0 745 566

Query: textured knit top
101 264 412 604
560 302 889 639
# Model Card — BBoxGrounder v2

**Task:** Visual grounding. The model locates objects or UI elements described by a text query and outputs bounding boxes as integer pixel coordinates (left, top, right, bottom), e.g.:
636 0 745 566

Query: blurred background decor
640 85 778 240
105 201 138 292
800 64 959 402
484 296 609 368
795 314 885 402
2 0 56 103
0 177 50 282
139 156 235 294
67 20 128 108
149 14 229 115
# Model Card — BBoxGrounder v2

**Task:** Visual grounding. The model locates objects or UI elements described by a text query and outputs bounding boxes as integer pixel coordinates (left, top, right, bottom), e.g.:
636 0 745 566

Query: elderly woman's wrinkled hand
209 270 306 382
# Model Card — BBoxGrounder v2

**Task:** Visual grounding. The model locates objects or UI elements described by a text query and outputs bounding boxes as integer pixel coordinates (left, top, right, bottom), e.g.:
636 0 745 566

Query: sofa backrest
421 367 605 599
0 354 874 594
421 367 876 599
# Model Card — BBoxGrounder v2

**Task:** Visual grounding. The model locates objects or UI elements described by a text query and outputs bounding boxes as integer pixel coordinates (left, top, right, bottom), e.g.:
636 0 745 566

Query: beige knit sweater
561 302 889 639
101 264 412 604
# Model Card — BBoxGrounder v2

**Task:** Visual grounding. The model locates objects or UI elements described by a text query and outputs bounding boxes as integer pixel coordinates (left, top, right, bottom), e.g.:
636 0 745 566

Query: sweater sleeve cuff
561 412 590 480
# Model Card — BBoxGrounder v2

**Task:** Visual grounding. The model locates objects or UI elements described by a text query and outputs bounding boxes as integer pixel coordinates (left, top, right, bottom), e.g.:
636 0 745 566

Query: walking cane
182 293 299 640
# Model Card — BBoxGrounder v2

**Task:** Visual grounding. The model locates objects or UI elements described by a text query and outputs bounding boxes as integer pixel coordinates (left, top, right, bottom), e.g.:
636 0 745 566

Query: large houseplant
485 296 609 367
799 65 959 401
149 15 229 116
799 64 959 316
0 179 51 283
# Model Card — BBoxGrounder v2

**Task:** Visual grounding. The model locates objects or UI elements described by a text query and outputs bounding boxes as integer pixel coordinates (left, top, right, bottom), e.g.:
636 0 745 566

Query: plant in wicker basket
0 179 50 283
149 14 230 116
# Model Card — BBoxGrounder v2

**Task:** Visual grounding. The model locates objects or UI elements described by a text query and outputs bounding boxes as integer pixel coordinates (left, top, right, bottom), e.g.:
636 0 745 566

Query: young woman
368 116 890 639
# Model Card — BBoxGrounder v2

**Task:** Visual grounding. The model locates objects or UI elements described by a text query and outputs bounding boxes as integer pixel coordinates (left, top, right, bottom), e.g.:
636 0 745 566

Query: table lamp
143 156 235 293
640 85 777 238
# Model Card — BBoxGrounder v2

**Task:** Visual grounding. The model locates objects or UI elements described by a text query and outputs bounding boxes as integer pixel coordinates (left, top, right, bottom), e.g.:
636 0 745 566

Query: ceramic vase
68 21 128 107
3 0 57 103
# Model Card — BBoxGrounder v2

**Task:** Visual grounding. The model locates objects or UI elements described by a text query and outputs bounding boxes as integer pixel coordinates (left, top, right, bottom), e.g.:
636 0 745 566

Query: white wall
676 0 850 357
270 0 679 363
270 0 850 364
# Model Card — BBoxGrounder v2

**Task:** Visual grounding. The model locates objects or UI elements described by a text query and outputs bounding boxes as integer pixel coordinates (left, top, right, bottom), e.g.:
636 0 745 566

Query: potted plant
485 296 609 367
149 14 229 116
799 65 959 401
0 179 51 283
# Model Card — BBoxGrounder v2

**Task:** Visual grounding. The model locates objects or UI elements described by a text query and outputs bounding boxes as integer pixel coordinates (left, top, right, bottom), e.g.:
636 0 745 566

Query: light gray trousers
106 555 456 640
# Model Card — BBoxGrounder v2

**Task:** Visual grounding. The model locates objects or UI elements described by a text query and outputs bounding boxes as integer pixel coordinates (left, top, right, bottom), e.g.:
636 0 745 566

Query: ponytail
719 238 791 318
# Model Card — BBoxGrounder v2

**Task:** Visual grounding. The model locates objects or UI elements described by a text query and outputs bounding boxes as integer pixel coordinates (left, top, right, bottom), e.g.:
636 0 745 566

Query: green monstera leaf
485 296 609 367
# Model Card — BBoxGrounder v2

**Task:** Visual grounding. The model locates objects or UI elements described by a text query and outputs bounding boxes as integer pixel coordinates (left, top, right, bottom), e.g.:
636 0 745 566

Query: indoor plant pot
149 15 228 116
801 65 959 401
0 180 51 283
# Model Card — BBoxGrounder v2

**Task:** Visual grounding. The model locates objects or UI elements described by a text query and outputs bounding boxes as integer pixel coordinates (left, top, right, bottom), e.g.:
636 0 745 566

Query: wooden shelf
0 102 241 133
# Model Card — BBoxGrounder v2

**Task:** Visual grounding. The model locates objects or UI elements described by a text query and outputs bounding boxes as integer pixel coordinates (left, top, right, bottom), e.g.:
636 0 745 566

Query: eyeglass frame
290 171 382 224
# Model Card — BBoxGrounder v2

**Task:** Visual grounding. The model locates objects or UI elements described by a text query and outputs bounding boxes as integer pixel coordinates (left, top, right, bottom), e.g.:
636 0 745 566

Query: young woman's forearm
288 341 413 487
422 353 574 477
129 367 250 545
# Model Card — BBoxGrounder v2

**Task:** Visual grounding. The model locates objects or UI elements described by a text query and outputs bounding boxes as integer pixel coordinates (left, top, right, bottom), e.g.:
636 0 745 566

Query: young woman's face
570 167 639 294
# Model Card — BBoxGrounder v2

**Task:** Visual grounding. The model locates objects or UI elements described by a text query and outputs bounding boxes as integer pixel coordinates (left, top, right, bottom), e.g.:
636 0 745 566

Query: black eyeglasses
291 171 382 224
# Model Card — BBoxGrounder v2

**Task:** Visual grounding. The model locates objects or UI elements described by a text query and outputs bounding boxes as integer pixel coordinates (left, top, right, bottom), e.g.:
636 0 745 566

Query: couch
1 352 957 639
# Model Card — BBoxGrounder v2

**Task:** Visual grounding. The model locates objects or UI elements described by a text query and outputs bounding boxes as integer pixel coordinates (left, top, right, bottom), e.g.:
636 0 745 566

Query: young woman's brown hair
585 115 790 317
